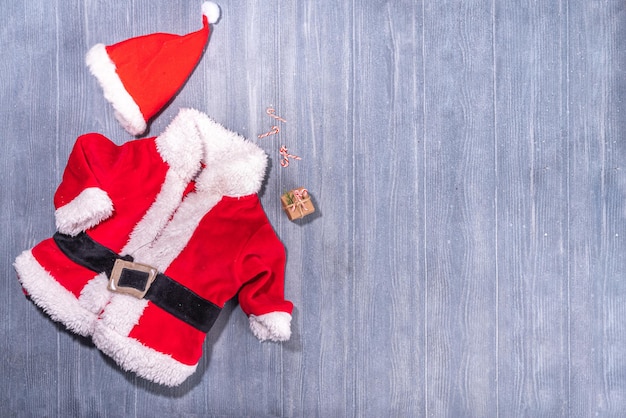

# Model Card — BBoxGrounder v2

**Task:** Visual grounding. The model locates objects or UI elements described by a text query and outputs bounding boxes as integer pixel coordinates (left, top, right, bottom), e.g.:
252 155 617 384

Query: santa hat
86 2 221 136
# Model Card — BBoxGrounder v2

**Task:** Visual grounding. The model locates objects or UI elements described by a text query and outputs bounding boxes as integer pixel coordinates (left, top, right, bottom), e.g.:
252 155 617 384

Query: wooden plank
567 0 626 415
494 1 571 415
276 2 358 416
350 1 425 416
2 1 64 416
422 1 498 416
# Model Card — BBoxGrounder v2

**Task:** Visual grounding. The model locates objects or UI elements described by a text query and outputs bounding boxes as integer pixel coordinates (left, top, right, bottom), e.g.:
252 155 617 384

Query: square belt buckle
108 258 158 299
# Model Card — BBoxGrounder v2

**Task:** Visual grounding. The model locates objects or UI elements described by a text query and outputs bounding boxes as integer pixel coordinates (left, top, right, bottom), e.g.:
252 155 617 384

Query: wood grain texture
1 0 625 416
567 1 626 416
495 1 571 416
423 2 498 416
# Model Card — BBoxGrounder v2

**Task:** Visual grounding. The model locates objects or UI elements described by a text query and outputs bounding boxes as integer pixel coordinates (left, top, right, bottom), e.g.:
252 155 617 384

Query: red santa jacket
14 108 293 386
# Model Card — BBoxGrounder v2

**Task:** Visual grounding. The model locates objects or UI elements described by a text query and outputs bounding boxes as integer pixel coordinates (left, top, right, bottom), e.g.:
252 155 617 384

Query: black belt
53 232 220 333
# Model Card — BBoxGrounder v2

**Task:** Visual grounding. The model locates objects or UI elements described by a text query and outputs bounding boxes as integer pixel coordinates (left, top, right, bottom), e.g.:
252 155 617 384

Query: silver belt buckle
108 258 158 299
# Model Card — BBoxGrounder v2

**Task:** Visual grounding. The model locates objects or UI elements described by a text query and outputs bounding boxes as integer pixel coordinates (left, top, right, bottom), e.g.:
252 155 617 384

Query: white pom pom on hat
202 2 221 24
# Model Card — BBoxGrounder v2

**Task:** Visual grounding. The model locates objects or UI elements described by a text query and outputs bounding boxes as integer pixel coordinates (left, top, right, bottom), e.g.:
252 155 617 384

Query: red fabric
53 133 169 251
129 302 206 365
106 17 209 121
236 223 293 317
31 238 97 298
53 134 112 209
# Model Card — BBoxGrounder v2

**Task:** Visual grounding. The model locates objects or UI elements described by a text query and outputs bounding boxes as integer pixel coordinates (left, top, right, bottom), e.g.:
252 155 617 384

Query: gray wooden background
2 0 626 417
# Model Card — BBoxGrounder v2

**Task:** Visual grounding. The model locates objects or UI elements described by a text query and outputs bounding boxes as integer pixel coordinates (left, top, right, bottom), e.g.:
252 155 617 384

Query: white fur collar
155 108 267 197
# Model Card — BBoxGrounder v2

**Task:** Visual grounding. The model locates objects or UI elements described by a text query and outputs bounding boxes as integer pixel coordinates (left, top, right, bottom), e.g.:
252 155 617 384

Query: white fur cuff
249 312 292 342
55 187 114 236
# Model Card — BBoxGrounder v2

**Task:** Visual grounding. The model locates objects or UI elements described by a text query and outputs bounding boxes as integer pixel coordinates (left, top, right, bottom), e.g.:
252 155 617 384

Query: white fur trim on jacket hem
249 312 292 342
92 321 197 387
86 43 147 136
14 250 97 337
55 187 113 236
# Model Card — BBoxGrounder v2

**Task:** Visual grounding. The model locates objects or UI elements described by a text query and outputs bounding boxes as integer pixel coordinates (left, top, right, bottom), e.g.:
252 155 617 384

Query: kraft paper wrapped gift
281 188 315 221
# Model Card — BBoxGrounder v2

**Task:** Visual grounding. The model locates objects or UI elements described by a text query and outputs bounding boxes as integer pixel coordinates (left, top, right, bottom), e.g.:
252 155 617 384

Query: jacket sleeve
236 223 294 342
53 133 116 236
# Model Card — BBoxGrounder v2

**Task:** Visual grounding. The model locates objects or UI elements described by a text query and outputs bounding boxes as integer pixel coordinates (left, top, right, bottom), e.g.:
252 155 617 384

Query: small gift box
281 187 315 221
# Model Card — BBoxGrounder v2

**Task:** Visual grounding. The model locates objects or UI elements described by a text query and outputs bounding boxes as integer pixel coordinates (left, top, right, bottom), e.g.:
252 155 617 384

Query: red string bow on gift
291 189 309 212
285 188 313 219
